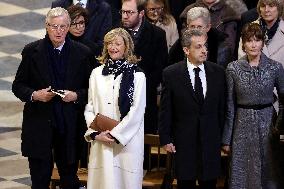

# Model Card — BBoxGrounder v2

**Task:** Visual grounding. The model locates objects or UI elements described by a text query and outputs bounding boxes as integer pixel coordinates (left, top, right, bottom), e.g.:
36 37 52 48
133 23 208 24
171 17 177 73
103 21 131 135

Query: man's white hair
186 7 211 25
46 7 71 25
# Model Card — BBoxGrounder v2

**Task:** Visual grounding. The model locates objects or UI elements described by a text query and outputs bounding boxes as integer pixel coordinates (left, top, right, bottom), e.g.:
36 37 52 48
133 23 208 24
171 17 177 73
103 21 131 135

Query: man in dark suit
12 7 93 189
52 0 112 54
159 30 225 189
121 0 168 134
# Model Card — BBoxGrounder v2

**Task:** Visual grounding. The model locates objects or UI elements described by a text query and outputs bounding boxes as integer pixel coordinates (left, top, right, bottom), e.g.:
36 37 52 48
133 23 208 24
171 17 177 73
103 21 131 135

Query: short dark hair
122 0 146 12
67 5 89 24
241 23 265 51
181 29 206 47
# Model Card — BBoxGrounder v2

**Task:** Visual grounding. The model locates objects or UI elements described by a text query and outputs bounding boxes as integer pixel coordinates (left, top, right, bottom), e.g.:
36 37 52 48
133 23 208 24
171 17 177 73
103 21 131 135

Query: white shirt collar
55 41 65 52
186 59 205 72
73 0 87 8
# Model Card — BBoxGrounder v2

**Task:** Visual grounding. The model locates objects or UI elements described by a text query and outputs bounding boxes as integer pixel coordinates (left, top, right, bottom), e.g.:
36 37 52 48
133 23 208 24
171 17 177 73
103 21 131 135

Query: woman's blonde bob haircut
97 28 141 64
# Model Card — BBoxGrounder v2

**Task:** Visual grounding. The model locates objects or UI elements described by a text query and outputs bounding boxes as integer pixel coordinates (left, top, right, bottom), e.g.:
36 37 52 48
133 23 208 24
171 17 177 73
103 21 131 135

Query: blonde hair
46 7 71 25
97 28 141 64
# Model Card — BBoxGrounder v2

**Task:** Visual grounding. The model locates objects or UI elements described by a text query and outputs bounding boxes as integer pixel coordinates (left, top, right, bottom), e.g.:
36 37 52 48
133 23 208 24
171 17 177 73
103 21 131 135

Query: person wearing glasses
145 0 179 52
67 5 102 57
169 7 231 67
12 7 93 189
52 0 112 56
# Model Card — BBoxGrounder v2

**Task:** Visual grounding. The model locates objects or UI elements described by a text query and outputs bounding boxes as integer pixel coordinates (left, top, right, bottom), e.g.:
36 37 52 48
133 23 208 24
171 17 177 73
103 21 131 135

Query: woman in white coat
84 28 146 189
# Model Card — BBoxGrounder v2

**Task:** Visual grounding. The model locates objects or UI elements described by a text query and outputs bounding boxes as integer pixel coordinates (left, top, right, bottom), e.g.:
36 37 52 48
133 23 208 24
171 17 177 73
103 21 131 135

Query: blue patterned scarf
102 59 137 120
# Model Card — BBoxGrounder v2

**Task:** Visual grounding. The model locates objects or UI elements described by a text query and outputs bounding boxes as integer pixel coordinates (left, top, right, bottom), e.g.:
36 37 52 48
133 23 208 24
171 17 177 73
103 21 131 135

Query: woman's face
259 3 279 23
107 36 126 61
69 15 86 37
145 0 164 22
243 36 263 57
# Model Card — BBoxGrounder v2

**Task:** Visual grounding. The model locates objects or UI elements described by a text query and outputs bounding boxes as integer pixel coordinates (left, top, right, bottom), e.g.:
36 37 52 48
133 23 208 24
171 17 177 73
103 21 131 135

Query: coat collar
33 36 53 85
33 36 82 88
238 53 270 72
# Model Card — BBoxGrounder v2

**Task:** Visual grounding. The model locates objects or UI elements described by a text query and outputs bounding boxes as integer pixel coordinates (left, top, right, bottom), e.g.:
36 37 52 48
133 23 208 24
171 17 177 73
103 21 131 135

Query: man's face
121 0 143 29
46 14 69 47
183 35 208 65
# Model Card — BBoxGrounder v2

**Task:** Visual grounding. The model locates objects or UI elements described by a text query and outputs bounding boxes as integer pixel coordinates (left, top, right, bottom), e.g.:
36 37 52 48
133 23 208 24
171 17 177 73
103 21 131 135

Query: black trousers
177 179 217 189
28 130 80 189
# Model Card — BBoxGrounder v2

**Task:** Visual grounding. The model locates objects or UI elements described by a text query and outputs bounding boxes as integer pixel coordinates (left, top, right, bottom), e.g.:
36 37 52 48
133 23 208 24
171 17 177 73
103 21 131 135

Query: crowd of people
12 0 284 189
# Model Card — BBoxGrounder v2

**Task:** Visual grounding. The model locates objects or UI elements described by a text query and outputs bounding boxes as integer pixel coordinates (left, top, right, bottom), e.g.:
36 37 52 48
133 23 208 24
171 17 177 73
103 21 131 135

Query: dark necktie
193 67 204 104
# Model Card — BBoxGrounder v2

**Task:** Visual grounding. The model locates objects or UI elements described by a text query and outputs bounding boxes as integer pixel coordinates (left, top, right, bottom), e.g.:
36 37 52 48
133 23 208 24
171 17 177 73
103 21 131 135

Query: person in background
12 7 93 189
168 0 195 32
67 5 102 57
105 0 122 27
180 0 240 61
52 0 112 55
238 0 284 67
222 23 284 189
84 28 146 189
169 7 231 67
159 30 226 189
145 0 179 52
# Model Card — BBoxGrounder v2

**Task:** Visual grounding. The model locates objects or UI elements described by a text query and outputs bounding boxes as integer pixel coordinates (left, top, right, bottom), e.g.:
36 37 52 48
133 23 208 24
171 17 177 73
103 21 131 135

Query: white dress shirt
73 0 87 8
55 41 65 53
186 59 207 98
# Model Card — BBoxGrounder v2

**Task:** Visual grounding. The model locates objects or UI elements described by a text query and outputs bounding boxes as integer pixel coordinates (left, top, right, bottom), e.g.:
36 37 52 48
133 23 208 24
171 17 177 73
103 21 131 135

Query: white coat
84 65 146 189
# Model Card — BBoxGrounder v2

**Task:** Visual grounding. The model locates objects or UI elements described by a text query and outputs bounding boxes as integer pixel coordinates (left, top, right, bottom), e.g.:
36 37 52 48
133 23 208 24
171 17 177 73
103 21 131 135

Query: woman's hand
95 130 115 145
222 145 231 155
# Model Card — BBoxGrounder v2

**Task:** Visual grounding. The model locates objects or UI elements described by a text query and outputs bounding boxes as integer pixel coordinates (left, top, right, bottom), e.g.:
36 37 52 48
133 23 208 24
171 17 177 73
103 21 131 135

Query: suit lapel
179 61 199 102
203 61 214 103
33 39 53 86
64 40 81 88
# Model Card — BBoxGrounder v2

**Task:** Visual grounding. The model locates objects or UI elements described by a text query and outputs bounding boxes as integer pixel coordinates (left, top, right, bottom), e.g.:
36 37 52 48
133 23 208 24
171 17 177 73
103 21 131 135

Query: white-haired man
12 7 93 189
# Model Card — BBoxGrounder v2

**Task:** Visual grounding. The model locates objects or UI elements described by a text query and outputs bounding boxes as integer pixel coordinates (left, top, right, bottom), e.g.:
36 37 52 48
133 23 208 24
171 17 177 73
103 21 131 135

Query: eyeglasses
47 23 68 31
146 7 163 14
187 24 206 30
119 9 138 16
71 21 85 28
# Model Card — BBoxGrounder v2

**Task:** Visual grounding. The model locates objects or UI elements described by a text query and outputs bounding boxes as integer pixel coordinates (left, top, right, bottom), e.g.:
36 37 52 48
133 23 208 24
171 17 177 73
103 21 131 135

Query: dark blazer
168 0 195 31
130 19 168 134
159 60 225 180
104 0 121 28
240 8 258 29
12 37 93 163
52 0 112 51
